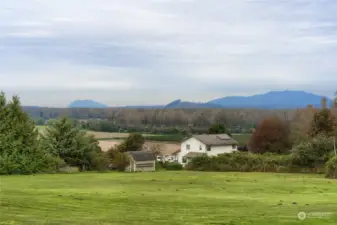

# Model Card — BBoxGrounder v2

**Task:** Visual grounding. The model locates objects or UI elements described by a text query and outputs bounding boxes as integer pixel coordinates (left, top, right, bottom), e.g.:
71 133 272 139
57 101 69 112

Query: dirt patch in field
99 140 122 151
87 131 130 139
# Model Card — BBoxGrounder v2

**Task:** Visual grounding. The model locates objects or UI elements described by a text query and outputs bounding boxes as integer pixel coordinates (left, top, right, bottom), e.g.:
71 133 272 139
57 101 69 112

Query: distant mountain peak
68 100 108 108
164 99 222 109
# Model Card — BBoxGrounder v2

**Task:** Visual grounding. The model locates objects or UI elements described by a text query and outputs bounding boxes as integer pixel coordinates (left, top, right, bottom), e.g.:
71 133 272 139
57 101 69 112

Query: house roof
171 149 181 155
192 134 238 146
127 151 156 162
143 143 180 156
183 152 206 158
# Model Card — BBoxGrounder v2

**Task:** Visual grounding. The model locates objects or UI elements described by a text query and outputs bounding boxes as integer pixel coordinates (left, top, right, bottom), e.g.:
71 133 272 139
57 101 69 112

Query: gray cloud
1 0 336 106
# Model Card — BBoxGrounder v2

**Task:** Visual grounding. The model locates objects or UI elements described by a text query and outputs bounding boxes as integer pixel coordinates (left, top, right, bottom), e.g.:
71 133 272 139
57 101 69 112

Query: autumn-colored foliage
248 116 292 154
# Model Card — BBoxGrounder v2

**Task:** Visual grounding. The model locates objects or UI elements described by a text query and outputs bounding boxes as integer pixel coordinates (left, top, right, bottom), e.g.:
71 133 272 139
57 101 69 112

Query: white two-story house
177 134 238 165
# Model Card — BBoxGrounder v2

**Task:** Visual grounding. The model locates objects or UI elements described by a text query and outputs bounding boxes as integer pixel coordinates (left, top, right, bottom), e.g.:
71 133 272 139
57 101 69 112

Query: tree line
26 107 302 134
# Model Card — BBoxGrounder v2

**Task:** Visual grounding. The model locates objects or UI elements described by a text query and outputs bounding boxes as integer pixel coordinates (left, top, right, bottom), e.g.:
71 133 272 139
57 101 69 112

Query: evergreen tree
0 92 47 174
40 117 104 171
208 124 231 136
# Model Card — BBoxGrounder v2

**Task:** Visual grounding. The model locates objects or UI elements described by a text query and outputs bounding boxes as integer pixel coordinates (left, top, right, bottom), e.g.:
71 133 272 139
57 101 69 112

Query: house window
182 158 187 163
199 145 202 151
207 146 211 151
186 144 190 150
232 144 237 149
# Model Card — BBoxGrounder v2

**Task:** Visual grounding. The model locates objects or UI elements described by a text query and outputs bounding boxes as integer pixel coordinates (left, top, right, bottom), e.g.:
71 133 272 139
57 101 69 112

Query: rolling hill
65 91 332 109
208 90 332 109
68 100 108 108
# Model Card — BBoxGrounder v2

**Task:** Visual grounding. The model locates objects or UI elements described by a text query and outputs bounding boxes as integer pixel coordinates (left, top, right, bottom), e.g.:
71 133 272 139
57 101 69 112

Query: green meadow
1 172 336 225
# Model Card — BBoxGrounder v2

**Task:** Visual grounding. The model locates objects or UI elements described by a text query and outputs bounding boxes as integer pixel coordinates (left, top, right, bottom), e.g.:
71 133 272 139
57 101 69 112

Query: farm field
1 172 336 225
36 126 251 145
36 126 185 141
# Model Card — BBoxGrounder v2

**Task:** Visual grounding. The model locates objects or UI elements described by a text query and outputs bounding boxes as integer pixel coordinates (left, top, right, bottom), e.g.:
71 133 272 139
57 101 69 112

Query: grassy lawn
1 172 336 225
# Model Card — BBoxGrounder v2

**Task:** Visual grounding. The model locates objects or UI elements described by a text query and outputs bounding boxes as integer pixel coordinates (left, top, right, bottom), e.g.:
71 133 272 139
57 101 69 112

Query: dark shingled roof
128 151 156 162
193 134 238 146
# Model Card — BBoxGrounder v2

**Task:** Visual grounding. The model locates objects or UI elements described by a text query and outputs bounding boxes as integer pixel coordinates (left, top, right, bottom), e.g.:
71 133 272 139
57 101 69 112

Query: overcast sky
1 0 336 107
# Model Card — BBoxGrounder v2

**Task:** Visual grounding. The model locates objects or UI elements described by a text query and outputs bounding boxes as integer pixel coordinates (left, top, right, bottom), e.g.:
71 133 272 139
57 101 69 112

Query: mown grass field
1 172 336 225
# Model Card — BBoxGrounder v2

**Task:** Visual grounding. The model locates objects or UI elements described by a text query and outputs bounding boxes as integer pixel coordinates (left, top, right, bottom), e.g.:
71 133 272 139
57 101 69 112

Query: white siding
178 137 206 164
125 160 155 172
207 145 238 157
135 161 155 172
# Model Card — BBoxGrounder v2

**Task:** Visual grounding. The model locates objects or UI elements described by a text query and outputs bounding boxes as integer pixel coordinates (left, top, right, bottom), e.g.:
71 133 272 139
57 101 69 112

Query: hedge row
185 152 326 173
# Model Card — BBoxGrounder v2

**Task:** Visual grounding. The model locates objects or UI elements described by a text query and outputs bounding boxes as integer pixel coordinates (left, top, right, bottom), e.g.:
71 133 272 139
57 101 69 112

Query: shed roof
128 151 156 162
192 134 238 146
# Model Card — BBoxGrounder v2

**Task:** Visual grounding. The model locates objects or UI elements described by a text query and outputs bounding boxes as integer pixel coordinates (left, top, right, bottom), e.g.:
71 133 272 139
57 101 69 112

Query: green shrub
164 162 183 171
42 156 67 173
91 152 110 172
59 166 80 174
155 161 165 171
106 148 130 171
291 135 335 168
325 156 337 179
186 152 293 172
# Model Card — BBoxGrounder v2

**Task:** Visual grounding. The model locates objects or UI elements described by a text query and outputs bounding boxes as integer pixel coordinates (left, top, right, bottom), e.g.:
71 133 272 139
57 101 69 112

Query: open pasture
1 172 336 225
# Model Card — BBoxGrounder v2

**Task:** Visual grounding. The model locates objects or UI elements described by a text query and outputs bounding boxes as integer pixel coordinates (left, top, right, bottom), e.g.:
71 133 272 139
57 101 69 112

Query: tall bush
325 156 337 179
106 148 130 171
291 135 335 168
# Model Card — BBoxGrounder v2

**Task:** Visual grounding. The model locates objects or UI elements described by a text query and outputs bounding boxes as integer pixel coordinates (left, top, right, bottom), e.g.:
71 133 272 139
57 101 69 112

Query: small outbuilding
125 151 156 172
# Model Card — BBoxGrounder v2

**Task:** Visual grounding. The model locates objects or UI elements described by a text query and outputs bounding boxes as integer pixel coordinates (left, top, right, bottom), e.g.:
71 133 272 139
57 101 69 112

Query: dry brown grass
87 131 130 139
98 140 122 152
99 140 180 155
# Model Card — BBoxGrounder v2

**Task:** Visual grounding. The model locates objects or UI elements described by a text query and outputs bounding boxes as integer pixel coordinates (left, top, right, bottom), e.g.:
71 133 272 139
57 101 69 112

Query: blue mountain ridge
66 91 333 109
208 90 333 109
68 100 108 108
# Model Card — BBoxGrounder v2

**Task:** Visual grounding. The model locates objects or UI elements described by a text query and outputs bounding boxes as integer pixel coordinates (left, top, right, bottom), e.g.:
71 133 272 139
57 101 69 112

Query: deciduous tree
249 116 292 154
118 133 145 152
309 109 336 137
